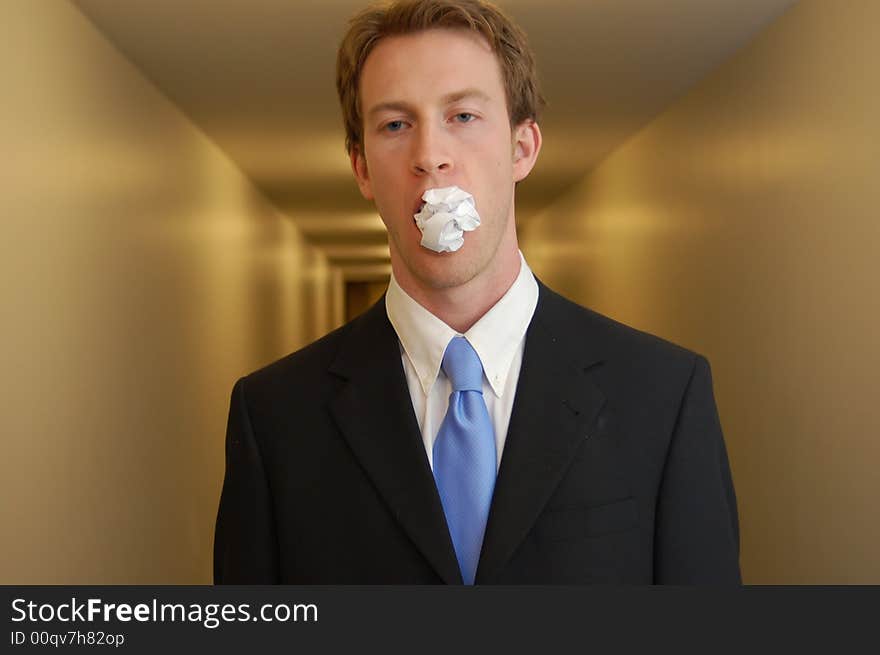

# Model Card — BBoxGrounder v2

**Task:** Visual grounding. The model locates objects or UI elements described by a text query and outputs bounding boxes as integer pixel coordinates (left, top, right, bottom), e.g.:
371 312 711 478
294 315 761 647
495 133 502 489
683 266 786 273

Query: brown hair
336 0 545 154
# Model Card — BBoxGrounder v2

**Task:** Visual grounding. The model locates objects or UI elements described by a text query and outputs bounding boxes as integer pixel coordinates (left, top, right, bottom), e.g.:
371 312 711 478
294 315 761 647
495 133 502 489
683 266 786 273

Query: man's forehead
359 29 503 107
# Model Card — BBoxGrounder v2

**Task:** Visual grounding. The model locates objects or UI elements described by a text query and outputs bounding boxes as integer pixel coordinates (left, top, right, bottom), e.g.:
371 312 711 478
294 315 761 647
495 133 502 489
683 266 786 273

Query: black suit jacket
214 282 741 584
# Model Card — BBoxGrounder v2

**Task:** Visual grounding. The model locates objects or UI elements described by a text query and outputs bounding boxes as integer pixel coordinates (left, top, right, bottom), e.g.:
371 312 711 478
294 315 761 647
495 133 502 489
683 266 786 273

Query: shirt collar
385 251 538 398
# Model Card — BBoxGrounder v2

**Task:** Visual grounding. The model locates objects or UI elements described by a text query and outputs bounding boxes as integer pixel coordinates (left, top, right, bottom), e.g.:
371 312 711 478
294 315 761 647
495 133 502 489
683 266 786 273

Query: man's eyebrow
440 88 492 105
365 101 415 119
365 89 492 119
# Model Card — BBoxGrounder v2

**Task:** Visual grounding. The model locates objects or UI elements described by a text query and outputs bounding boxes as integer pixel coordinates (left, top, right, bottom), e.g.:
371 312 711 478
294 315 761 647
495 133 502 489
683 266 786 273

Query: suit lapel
476 284 607 583
328 299 462 584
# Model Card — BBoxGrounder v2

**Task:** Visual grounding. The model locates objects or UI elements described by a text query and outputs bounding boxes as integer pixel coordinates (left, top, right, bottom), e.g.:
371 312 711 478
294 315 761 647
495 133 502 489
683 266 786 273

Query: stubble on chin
414 259 481 290
395 240 481 291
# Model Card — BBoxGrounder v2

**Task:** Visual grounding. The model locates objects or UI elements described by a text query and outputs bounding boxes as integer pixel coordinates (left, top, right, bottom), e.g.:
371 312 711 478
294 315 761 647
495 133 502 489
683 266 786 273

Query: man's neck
392 246 522 334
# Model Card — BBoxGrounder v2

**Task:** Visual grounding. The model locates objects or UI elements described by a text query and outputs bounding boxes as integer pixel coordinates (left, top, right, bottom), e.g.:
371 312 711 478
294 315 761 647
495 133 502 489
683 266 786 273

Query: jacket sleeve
653 355 742 584
213 377 280 584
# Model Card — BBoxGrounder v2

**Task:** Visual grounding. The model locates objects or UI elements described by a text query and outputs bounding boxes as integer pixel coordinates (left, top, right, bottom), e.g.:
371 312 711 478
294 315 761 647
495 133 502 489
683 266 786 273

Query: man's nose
411 124 452 175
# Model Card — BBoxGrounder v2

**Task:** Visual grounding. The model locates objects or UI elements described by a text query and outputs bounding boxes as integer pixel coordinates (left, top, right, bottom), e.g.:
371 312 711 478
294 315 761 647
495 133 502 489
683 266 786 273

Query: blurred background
2 0 877 584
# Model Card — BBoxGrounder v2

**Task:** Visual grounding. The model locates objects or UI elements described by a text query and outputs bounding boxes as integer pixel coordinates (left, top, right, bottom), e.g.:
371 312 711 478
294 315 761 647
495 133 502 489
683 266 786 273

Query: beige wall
0 1 335 582
521 0 880 583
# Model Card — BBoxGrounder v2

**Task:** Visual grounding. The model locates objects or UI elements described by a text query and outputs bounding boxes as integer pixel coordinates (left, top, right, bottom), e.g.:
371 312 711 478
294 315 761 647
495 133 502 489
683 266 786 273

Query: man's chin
414 261 478 290
403 247 482 291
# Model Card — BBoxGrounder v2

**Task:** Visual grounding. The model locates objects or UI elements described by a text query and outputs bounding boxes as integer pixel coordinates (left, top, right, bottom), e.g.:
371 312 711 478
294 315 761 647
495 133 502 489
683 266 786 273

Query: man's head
337 0 545 156
336 0 544 294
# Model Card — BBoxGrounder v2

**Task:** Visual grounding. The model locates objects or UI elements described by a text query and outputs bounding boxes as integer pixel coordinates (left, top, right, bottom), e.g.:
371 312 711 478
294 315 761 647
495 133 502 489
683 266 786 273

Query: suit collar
328 299 463 584
476 281 607 583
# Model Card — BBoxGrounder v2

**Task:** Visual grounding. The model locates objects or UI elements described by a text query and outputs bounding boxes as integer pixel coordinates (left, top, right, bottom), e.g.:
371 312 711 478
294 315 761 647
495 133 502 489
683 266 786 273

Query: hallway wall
0 0 334 582
521 0 880 582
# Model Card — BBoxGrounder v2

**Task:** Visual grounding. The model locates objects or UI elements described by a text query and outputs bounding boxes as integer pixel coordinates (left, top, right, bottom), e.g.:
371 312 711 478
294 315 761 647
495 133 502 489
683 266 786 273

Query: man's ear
350 145 374 201
512 119 542 183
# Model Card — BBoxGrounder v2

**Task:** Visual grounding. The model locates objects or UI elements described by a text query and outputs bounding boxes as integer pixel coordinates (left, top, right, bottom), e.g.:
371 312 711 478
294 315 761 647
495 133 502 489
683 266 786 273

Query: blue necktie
433 336 497 585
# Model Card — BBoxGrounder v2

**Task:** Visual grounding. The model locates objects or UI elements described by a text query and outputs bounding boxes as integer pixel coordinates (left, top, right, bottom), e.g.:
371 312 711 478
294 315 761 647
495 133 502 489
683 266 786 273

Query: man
214 0 741 584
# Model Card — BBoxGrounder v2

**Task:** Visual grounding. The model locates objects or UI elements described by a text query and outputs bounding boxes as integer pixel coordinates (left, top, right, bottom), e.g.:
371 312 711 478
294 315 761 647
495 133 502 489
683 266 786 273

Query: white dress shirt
385 251 539 471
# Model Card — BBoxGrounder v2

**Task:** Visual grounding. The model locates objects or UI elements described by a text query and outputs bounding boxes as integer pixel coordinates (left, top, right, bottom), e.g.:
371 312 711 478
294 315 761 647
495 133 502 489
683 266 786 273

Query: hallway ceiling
72 0 798 272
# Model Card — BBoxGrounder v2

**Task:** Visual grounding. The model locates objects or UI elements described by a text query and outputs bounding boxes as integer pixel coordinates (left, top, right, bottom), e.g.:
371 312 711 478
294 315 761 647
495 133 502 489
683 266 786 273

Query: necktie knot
441 336 484 392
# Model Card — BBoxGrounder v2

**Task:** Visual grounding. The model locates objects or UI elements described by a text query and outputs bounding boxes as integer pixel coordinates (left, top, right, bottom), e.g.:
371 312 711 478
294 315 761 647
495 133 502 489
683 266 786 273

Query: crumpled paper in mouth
413 186 481 253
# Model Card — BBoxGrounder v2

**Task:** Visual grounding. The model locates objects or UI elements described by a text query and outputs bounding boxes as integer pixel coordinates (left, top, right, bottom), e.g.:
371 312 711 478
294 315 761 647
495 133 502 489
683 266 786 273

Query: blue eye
385 120 404 132
455 113 475 123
